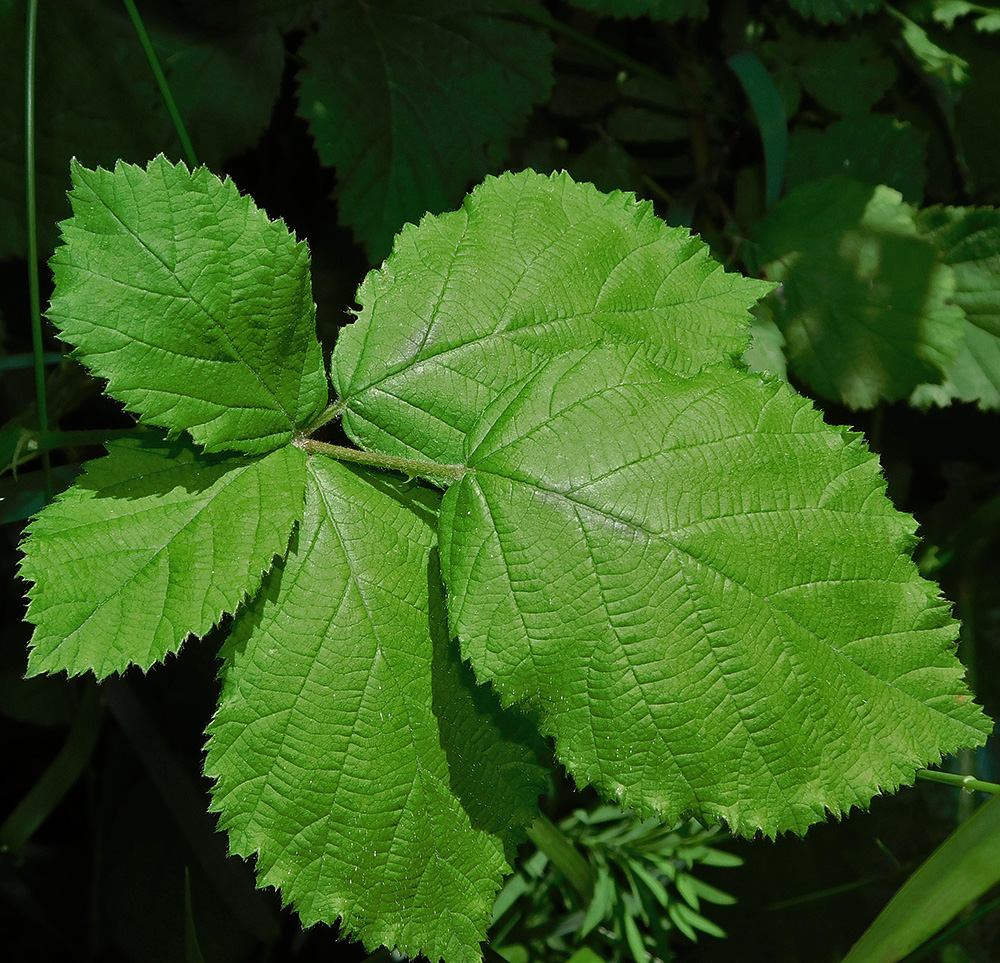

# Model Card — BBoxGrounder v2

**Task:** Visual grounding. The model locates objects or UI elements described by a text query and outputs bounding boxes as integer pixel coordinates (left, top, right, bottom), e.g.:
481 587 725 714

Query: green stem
302 399 349 435
526 813 596 901
916 769 1000 795
297 437 467 481
121 0 198 167
766 871 895 911
25 0 53 502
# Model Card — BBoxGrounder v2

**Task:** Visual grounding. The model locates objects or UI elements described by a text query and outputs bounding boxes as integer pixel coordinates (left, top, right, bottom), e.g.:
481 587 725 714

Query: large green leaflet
19 157 992 962
332 169 771 465
205 459 544 962
296 0 553 260
48 157 328 455
21 436 306 680
437 345 988 834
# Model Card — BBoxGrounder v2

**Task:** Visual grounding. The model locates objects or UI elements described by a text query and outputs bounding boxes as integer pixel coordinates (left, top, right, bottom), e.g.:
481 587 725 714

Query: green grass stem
24 0 53 501
121 0 199 167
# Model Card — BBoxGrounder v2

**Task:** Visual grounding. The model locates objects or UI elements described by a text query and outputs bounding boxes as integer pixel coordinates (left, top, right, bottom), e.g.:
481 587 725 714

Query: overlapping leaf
331 169 772 465
438 345 989 835
205 459 544 963
297 0 553 260
754 176 964 407
47 157 328 455
21 436 306 680
912 206 1000 408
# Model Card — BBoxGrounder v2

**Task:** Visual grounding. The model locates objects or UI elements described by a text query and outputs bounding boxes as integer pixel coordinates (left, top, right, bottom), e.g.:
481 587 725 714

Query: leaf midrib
83 168 299 425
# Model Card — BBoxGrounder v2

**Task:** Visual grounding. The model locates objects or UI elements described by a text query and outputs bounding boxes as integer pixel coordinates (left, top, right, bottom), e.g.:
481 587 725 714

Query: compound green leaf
754 176 964 407
205 458 544 963
912 206 1000 409
331 169 772 465
438 345 989 836
48 156 328 456
20 435 306 680
296 0 553 261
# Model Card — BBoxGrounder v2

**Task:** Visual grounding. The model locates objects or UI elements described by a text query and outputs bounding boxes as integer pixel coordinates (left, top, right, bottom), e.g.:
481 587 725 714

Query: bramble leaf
205 459 544 963
912 206 1000 409
438 345 990 836
47 156 328 455
20 435 306 680
754 176 964 407
331 169 772 465
297 0 553 260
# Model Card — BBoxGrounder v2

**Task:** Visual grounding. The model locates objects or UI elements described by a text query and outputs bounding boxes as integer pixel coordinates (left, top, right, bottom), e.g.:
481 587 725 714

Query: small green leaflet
438 344 989 835
205 459 544 963
21 435 306 680
48 156 328 455
332 169 772 465
765 33 896 117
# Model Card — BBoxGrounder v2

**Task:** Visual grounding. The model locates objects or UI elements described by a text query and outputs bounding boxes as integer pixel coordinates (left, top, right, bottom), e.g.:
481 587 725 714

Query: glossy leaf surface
21 436 306 679
205 459 543 963
331 169 772 465
438 345 989 834
47 157 328 455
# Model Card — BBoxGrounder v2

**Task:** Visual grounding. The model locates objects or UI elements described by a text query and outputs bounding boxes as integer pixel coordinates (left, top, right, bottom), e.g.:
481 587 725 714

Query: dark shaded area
3 2 999 962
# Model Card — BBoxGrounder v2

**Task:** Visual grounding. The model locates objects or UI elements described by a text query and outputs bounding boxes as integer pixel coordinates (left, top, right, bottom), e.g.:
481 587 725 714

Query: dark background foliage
2 1 999 961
